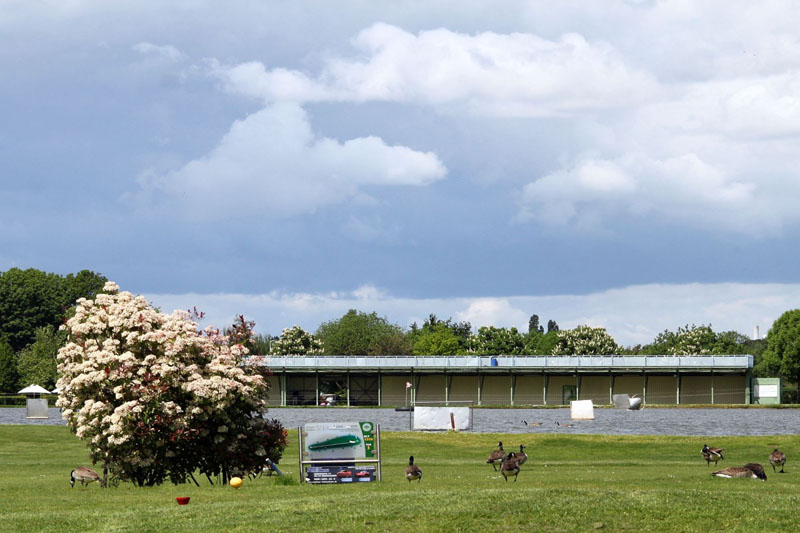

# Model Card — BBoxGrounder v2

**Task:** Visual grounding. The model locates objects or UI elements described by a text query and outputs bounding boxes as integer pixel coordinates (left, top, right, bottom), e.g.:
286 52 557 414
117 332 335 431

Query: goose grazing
70 466 101 488
515 444 528 466
769 449 786 473
522 421 541 427
487 441 506 471
701 444 724 467
556 421 575 428
405 456 422 483
712 463 767 481
500 452 521 482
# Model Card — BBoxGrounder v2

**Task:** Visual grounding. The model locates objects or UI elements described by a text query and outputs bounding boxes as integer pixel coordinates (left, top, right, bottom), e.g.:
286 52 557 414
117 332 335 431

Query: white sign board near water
570 400 595 420
413 407 471 430
755 384 778 398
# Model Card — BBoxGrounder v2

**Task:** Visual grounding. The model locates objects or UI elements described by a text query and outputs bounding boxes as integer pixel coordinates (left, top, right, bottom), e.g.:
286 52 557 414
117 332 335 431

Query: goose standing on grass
487 441 506 471
515 444 528 467
500 452 520 482
712 463 767 481
405 456 422 483
769 449 786 473
70 466 101 488
701 444 724 467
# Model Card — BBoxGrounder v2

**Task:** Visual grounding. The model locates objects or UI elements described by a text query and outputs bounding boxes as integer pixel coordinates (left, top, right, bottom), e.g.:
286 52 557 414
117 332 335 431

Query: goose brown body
515 444 528 466
712 463 767 481
701 445 724 466
486 441 506 471
70 466 101 488
769 449 786 473
405 456 422 483
500 452 520 482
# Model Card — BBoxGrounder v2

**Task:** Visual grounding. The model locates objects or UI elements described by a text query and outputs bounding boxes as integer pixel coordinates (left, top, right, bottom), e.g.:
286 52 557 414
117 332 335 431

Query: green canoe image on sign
307 434 362 451
303 422 376 460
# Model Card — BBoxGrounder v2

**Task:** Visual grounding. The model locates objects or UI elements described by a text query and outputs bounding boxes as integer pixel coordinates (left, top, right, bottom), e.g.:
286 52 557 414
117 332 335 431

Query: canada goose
515 444 528 466
556 421 575 428
769 449 786 473
500 452 520 482
70 466 101 488
701 444 724 466
487 441 506 471
712 463 767 481
405 456 422 483
522 421 542 427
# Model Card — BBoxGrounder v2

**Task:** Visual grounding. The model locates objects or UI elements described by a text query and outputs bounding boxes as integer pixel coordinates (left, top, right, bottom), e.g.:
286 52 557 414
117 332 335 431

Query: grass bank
1 426 798 532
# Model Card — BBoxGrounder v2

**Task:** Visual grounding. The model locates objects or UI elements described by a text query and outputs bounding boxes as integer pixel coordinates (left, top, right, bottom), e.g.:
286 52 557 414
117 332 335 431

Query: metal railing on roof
245 354 753 370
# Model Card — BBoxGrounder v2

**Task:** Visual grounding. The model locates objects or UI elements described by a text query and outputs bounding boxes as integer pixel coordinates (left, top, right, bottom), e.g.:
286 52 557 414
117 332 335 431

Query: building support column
609 372 614 404
377 371 382 407
676 372 681 405
445 372 450 406
745 368 752 404
411 369 416 406
280 372 287 406
543 374 549 406
510 373 516 406
642 372 647 405
477 373 483 406
576 373 581 401
315 371 319 406
710 370 714 405
346 371 350 407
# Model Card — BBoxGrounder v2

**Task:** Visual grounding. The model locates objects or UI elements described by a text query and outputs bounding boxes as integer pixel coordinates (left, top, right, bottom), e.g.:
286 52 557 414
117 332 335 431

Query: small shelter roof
18 385 51 395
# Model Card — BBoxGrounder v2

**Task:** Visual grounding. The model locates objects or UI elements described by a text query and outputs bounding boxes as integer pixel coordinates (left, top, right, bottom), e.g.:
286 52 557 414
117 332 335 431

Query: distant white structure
753 325 760 340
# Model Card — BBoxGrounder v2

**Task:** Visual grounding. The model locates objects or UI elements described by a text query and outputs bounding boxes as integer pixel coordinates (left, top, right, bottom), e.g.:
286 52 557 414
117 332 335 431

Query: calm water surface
2 407 797 436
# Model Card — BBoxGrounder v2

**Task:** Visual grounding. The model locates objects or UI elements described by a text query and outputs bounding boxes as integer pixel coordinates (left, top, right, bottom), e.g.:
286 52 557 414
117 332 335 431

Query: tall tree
468 326 525 355
316 310 410 355
0 338 18 393
759 310 800 396
0 268 106 351
551 325 619 355
16 326 64 389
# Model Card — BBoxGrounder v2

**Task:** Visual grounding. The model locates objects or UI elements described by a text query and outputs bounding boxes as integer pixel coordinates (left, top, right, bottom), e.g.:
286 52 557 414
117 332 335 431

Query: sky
2 0 800 346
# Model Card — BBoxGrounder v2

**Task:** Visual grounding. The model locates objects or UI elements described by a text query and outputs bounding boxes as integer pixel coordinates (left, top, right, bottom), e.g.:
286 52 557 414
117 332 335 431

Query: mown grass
1 425 798 532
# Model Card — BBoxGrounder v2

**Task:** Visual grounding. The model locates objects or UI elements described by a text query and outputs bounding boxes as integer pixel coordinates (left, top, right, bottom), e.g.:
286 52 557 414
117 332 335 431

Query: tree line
1 268 798 394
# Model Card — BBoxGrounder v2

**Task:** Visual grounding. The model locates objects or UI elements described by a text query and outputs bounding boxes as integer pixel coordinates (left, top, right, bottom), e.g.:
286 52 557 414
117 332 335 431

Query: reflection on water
3 407 798 436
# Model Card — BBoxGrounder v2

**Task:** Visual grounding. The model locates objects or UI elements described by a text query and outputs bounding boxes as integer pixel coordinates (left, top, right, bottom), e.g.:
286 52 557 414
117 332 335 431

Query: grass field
1 425 798 532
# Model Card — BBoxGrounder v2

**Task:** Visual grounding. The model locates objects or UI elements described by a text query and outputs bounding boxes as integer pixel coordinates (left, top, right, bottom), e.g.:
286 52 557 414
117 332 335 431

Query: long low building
246 355 757 406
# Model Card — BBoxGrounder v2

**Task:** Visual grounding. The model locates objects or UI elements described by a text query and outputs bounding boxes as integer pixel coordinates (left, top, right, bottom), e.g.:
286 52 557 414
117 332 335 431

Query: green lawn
1 425 798 532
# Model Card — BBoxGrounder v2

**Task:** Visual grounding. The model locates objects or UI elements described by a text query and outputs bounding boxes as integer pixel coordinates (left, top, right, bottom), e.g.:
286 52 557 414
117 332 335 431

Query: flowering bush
56 282 286 486
551 325 619 355
270 325 323 355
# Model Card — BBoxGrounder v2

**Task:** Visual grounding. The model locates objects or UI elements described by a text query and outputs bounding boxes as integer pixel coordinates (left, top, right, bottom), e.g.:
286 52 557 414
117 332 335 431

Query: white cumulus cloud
209 23 657 116
136 102 446 218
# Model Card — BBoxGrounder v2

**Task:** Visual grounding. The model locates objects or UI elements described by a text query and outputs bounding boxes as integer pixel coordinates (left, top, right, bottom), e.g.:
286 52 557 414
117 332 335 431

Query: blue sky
2 1 800 346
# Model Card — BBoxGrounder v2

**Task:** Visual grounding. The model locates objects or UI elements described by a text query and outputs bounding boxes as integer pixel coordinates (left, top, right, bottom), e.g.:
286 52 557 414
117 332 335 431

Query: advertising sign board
301 422 379 484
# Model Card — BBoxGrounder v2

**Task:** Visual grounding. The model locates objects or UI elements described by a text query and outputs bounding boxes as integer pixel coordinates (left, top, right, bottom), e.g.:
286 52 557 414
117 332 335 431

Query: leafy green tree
408 315 471 355
16 326 64 389
316 310 410 355
468 326 525 355
551 325 619 355
0 268 106 351
547 319 559 332
412 322 462 355
533 330 560 355
270 325 323 355
759 310 800 393
0 338 18 393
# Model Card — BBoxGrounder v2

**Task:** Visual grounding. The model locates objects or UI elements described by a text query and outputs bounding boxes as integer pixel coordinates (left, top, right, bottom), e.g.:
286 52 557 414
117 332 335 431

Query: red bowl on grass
176 497 190 505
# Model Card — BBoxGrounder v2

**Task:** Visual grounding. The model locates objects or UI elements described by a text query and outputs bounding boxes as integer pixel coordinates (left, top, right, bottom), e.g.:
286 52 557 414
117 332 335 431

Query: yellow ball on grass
230 476 243 489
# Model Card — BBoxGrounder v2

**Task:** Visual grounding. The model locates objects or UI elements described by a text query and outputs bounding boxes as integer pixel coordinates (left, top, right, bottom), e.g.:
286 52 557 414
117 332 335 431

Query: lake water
4 407 796 436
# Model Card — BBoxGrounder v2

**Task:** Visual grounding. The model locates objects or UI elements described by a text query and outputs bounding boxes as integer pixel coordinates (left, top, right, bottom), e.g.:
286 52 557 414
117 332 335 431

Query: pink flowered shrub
56 282 286 486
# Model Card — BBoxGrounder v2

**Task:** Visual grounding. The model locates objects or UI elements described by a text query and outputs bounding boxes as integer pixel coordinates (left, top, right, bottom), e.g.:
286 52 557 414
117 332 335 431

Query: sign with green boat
300 422 381 484
302 421 376 460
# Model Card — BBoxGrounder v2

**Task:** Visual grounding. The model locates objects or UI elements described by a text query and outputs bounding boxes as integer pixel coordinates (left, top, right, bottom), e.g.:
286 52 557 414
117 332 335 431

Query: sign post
299 422 381 484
